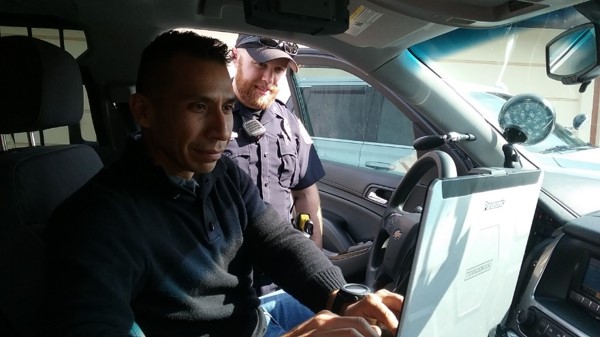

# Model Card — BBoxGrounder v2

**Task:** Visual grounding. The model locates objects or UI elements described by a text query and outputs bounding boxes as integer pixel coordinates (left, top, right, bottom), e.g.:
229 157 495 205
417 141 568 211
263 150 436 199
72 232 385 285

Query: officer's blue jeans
260 289 314 337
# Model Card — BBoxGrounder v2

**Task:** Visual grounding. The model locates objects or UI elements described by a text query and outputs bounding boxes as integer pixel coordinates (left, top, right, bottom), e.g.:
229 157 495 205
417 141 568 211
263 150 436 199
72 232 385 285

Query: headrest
0 36 83 134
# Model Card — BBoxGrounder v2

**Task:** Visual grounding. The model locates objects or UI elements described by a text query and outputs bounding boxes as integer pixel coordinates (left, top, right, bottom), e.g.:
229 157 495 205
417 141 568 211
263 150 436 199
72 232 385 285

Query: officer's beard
235 69 279 111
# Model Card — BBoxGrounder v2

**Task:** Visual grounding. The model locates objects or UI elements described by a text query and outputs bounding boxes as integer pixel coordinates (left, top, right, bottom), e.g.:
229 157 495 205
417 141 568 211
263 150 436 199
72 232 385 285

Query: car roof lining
0 0 588 86
371 0 590 27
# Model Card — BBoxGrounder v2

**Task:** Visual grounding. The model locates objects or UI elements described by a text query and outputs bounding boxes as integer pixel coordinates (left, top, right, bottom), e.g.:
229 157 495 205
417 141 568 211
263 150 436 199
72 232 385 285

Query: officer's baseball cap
235 34 299 73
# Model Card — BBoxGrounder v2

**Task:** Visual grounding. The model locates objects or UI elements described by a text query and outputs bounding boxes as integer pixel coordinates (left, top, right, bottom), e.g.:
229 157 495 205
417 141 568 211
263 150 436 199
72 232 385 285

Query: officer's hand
342 289 404 336
282 310 382 336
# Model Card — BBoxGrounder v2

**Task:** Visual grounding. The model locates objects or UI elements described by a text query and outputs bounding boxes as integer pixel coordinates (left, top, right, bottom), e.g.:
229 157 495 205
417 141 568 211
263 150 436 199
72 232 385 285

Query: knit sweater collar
118 133 226 200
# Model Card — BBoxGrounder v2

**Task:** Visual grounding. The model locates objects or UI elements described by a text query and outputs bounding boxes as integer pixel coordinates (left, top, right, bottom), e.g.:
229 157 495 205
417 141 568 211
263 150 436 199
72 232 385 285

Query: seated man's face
138 54 237 178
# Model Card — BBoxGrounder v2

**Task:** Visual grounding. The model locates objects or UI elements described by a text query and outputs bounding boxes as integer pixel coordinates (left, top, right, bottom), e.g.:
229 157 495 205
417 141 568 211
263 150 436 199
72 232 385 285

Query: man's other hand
282 310 382 336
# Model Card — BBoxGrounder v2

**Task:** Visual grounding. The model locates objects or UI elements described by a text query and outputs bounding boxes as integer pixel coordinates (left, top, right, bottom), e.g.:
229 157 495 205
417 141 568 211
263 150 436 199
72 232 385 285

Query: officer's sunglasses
238 36 299 56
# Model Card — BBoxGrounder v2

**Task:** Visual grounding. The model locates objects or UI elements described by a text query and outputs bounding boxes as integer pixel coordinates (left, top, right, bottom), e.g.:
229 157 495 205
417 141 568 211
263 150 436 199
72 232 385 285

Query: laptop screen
395 168 543 337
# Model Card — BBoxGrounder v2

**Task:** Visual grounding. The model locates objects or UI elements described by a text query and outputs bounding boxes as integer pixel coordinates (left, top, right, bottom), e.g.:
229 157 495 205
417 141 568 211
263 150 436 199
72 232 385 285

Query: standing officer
225 34 325 249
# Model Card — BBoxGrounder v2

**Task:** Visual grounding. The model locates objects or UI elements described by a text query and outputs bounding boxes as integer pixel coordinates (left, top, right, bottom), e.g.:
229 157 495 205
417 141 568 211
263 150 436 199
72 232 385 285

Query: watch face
332 283 372 315
344 283 371 295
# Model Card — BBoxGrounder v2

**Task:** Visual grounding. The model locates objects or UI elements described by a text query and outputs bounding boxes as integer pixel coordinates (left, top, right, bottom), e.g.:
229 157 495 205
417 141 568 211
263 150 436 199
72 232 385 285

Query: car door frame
287 48 471 282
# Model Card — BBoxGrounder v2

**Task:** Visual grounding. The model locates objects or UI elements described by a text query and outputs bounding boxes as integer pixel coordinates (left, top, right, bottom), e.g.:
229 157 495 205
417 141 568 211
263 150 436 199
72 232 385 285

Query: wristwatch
331 283 372 315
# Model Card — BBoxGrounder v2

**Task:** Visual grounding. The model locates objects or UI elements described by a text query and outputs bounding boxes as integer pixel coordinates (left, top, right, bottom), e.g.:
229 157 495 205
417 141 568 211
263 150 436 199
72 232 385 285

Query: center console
505 212 600 337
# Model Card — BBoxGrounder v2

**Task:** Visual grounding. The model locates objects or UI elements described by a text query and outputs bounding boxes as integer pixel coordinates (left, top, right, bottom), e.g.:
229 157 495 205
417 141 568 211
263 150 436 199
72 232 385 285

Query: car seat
0 35 104 336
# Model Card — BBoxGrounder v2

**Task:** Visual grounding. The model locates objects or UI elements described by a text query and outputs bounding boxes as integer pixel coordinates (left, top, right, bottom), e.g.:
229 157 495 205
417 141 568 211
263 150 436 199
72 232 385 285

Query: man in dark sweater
44 30 403 337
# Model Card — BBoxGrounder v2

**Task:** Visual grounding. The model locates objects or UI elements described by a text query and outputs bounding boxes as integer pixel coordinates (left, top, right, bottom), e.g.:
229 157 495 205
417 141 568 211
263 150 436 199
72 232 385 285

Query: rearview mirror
546 23 600 90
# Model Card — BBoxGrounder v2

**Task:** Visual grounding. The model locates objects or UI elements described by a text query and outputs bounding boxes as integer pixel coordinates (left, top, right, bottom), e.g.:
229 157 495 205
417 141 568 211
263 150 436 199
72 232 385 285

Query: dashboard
506 211 600 337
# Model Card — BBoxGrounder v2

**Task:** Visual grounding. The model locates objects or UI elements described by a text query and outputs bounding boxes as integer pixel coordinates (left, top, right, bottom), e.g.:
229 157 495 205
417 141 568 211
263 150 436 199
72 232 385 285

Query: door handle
365 161 395 171
367 191 388 205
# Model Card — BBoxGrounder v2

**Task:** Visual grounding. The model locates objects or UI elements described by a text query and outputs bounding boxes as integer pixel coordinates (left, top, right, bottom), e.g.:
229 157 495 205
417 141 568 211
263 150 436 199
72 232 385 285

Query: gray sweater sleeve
246 205 346 312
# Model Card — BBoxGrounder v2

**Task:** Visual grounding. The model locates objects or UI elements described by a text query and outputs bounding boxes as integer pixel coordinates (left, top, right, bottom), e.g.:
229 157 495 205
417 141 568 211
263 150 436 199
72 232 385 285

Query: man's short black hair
136 30 232 96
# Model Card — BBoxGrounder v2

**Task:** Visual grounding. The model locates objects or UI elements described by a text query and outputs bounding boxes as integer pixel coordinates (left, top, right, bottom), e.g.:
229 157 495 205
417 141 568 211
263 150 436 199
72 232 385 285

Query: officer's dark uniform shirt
225 99 325 221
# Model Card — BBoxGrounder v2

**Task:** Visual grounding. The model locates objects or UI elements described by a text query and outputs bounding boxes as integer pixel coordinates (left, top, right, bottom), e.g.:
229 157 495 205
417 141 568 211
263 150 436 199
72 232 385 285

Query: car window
290 65 417 174
0 26 96 148
466 90 593 154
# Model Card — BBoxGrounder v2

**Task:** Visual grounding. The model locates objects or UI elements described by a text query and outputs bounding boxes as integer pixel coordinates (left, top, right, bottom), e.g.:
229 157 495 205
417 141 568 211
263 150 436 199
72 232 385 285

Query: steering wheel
365 150 457 293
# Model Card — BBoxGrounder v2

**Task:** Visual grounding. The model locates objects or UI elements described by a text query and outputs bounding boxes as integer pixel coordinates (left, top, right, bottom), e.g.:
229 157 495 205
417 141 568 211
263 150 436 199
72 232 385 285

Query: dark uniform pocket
277 137 298 188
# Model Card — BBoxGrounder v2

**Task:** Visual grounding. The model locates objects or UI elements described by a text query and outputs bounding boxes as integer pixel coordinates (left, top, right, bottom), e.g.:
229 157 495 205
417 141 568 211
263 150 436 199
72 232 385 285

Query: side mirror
546 23 600 91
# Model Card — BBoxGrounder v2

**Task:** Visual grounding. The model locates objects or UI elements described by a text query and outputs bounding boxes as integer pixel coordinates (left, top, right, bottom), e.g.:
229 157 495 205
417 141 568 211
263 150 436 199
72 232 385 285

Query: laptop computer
395 168 543 337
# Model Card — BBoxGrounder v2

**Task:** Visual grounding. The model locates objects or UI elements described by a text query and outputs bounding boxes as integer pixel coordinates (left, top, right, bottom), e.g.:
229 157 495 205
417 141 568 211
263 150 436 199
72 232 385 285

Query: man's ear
129 93 152 128
232 47 242 66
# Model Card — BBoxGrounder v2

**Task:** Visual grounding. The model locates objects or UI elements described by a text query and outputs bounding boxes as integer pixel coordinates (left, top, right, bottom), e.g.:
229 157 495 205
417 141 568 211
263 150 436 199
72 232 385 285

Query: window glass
293 66 417 174
410 10 597 163
0 26 95 148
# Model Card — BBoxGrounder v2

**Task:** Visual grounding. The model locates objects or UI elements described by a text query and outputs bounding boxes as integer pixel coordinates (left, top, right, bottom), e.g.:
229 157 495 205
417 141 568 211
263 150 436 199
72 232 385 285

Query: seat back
0 35 104 336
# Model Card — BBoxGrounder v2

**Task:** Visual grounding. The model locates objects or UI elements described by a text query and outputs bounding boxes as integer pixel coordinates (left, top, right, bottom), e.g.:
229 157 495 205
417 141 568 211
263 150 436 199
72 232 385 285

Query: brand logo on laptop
465 259 493 280
484 199 505 210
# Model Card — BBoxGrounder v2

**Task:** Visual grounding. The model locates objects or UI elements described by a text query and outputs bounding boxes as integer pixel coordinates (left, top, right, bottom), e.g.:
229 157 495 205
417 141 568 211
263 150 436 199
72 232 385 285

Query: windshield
466 90 593 153
410 7 600 215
